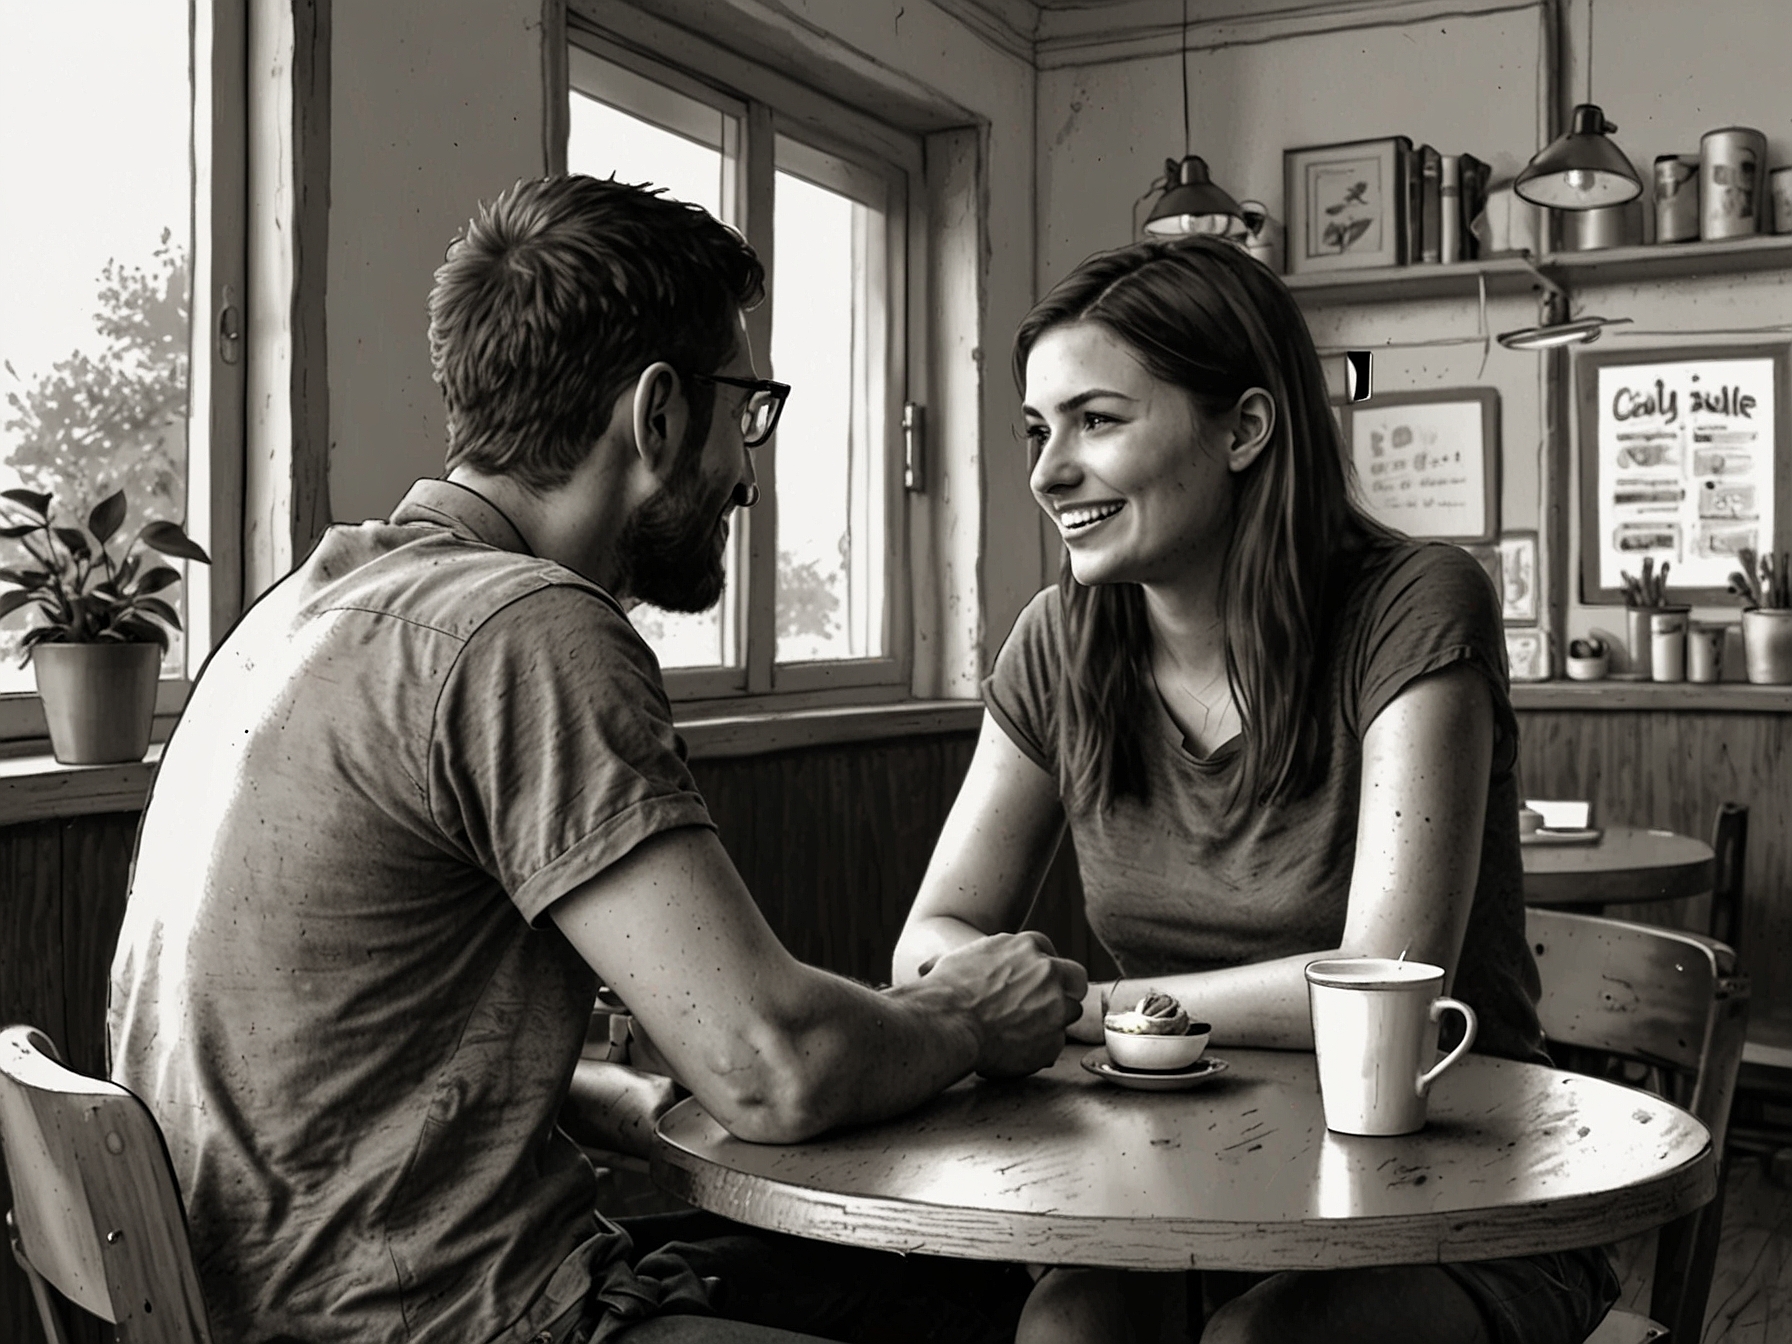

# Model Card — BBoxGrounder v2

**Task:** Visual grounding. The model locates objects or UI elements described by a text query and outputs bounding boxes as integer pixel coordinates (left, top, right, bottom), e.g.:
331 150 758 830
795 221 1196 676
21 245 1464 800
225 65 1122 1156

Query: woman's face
1023 321 1250 591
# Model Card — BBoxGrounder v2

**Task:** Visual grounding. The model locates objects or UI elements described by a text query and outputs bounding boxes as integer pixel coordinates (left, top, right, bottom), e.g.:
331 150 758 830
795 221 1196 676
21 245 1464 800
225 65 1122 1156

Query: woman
891 236 1618 1344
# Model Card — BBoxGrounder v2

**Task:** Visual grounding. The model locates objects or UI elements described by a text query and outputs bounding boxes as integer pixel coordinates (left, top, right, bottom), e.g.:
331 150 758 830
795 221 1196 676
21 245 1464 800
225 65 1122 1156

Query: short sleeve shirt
984 541 1545 1063
108 480 714 1344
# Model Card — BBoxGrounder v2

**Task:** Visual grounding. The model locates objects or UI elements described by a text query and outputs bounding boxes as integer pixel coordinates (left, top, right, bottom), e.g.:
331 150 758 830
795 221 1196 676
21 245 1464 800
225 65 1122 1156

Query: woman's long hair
1012 235 1394 814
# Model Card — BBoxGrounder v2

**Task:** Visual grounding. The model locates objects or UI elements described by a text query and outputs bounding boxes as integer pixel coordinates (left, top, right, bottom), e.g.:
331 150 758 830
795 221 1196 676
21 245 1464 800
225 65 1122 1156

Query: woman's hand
1066 979 1111 1043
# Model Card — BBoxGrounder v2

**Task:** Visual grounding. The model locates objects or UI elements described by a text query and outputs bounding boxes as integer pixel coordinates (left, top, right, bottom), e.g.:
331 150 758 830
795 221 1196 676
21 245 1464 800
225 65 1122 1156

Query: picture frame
1504 628 1550 682
1340 388 1500 543
1496 532 1539 624
1284 136 1413 274
1576 343 1791 604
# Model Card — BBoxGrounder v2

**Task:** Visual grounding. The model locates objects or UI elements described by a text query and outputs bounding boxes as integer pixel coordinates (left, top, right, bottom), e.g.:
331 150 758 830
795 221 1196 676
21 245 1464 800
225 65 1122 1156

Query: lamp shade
1144 156 1244 236
1514 104 1643 209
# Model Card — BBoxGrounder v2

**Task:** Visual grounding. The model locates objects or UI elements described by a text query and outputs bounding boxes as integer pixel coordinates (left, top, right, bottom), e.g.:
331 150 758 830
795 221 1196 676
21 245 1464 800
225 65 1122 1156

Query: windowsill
0 700 988 826
1511 680 1792 711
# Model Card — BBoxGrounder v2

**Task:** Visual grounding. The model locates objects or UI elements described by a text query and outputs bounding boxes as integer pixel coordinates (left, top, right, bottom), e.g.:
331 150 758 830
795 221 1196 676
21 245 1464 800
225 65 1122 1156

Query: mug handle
1415 997 1478 1097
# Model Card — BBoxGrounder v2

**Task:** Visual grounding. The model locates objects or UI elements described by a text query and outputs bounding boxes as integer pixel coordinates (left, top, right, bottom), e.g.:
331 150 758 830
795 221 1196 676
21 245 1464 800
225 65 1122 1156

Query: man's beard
617 447 731 614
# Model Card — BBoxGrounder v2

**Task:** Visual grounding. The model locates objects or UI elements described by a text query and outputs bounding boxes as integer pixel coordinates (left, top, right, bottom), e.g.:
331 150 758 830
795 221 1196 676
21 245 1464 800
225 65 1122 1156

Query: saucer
1081 1048 1229 1092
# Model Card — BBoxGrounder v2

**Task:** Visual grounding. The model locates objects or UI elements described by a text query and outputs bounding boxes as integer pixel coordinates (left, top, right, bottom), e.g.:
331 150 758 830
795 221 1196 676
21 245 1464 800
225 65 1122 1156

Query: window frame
0 0 246 747
564 25 922 710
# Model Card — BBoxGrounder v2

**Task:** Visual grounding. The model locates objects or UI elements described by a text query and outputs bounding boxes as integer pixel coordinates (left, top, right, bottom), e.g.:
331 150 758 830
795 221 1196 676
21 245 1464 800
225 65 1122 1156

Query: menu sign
1589 353 1777 592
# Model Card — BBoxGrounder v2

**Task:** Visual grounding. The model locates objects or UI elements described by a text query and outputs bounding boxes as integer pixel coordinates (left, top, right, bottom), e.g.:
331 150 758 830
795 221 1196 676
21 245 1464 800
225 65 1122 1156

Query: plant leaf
133 595 184 631
0 523 40 539
138 521 211 564
113 616 170 650
0 489 51 518
53 527 91 561
128 565 182 596
0 590 38 621
0 568 49 589
87 490 128 546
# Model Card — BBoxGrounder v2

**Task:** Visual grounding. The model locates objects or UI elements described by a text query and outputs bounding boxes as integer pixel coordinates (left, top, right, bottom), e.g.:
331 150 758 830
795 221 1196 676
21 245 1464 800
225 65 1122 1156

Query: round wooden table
652 1044 1713 1271
1521 824 1715 907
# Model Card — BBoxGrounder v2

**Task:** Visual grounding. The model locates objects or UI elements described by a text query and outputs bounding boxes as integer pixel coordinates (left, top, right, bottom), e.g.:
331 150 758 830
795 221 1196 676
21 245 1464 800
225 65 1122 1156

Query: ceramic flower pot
1741 607 1792 685
31 642 161 764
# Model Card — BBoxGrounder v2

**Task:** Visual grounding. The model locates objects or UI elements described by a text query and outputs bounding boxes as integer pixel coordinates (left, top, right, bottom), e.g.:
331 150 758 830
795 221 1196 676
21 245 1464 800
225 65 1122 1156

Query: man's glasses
686 372 791 448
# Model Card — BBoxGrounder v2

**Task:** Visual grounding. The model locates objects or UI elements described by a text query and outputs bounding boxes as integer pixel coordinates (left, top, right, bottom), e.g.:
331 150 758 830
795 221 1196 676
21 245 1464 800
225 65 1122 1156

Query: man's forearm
706 969 983 1143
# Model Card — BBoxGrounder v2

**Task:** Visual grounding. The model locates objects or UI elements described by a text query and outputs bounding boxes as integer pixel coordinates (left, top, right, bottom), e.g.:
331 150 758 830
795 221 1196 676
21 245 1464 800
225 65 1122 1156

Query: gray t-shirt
984 541 1545 1063
109 480 715 1344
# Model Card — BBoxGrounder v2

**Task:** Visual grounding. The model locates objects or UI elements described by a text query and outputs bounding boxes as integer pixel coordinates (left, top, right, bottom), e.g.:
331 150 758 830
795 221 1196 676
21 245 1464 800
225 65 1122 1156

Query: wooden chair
1706 802 1747 952
1525 908 1751 1344
0 1025 212 1343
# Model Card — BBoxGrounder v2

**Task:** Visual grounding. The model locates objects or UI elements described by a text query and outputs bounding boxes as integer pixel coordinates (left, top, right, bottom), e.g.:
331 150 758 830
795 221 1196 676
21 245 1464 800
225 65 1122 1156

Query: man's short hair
429 174 766 490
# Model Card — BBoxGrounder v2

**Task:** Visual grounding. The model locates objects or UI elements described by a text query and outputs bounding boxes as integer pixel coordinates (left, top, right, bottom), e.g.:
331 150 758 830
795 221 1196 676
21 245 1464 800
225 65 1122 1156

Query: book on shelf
1418 144 1442 263
1400 141 1423 264
1440 154 1462 264
1457 152 1491 260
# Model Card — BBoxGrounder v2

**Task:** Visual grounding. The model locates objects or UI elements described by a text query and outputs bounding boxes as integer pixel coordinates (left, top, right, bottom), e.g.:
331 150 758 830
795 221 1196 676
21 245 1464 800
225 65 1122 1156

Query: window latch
218 284 241 366
903 402 926 493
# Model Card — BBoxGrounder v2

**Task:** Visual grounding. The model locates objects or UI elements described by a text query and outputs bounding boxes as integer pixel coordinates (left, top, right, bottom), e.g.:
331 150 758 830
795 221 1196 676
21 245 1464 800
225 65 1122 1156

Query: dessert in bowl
1102 990 1210 1071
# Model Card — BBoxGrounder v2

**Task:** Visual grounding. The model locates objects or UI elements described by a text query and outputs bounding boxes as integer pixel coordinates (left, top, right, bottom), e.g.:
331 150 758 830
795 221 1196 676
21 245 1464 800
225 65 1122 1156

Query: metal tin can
1653 154 1700 242
1772 166 1792 235
1700 126 1767 240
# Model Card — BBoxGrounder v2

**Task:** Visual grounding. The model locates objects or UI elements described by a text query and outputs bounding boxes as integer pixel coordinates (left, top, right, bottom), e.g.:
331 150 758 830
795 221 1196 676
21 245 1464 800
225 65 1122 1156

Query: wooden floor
1609 1150 1792 1344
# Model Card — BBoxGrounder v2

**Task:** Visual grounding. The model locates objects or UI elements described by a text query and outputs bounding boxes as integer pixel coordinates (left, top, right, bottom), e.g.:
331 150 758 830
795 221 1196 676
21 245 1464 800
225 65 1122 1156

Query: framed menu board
1576 344 1792 603
1341 388 1499 542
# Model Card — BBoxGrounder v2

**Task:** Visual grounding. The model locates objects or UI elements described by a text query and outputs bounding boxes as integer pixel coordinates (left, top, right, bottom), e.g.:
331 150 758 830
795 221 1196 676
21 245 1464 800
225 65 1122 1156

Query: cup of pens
1730 547 1792 685
1620 558 1673 679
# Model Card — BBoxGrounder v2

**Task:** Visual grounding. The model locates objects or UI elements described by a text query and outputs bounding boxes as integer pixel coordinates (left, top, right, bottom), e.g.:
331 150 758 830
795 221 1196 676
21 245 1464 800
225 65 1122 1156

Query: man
109 174 1085 1344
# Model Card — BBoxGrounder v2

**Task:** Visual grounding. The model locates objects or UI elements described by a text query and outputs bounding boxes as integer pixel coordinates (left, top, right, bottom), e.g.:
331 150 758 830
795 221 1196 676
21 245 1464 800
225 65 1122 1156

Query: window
567 36 914 703
0 0 243 736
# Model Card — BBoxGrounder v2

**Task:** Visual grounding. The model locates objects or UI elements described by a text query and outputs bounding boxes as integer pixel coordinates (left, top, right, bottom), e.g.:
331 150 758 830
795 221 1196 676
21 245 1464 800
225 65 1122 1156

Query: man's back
108 482 712 1343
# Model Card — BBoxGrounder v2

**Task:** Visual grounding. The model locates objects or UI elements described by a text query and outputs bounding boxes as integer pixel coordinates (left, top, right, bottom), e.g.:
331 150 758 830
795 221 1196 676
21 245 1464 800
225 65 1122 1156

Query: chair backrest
1525 908 1751 1344
1708 801 1747 952
1525 907 1750 1144
0 1025 212 1344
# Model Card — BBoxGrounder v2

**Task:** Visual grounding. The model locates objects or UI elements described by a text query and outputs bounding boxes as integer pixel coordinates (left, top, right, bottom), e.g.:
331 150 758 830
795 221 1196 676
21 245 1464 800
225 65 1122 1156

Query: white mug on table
1305 957 1478 1136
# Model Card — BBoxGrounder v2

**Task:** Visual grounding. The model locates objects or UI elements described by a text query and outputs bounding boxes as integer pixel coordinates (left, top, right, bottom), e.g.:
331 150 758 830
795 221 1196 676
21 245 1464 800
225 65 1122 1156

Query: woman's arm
1103 663 1495 1048
892 711 1067 982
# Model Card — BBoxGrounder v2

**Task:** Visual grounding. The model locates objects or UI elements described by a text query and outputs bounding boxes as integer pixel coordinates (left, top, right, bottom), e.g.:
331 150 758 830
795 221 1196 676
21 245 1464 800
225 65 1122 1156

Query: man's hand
916 931 1088 1078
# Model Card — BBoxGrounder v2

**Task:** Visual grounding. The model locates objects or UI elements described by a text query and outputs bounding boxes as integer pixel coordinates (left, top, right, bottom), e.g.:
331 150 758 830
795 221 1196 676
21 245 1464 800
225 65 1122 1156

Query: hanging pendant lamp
1144 156 1244 236
1138 0 1243 239
1514 104 1642 210
1514 0 1641 211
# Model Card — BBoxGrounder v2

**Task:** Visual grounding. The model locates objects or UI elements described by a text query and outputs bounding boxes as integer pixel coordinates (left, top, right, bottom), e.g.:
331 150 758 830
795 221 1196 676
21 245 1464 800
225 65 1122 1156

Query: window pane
0 2 193 690
568 48 741 670
771 139 888 664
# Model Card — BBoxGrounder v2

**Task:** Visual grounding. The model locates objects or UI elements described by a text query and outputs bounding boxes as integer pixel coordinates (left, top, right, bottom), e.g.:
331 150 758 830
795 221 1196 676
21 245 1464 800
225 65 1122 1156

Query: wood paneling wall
1517 709 1792 1036
0 813 142 1344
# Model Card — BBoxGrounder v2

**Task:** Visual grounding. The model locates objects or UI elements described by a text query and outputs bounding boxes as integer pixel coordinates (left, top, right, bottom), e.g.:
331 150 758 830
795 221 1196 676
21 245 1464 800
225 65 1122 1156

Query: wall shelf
1282 234 1792 305
1283 254 1545 304
1511 680 1792 712
1538 232 1792 287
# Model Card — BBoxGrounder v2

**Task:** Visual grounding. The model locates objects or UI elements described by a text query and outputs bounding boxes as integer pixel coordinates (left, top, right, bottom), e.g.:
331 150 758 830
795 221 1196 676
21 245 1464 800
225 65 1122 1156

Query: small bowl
1103 1022 1211 1072
1565 654 1609 681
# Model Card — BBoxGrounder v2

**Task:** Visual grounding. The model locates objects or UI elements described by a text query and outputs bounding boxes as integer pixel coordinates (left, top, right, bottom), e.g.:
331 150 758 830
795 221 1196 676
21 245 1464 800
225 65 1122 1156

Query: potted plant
0 487 211 764
1729 547 1792 685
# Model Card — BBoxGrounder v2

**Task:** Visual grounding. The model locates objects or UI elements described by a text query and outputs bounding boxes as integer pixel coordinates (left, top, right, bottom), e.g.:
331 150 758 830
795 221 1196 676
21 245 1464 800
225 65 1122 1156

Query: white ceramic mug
1305 958 1478 1136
